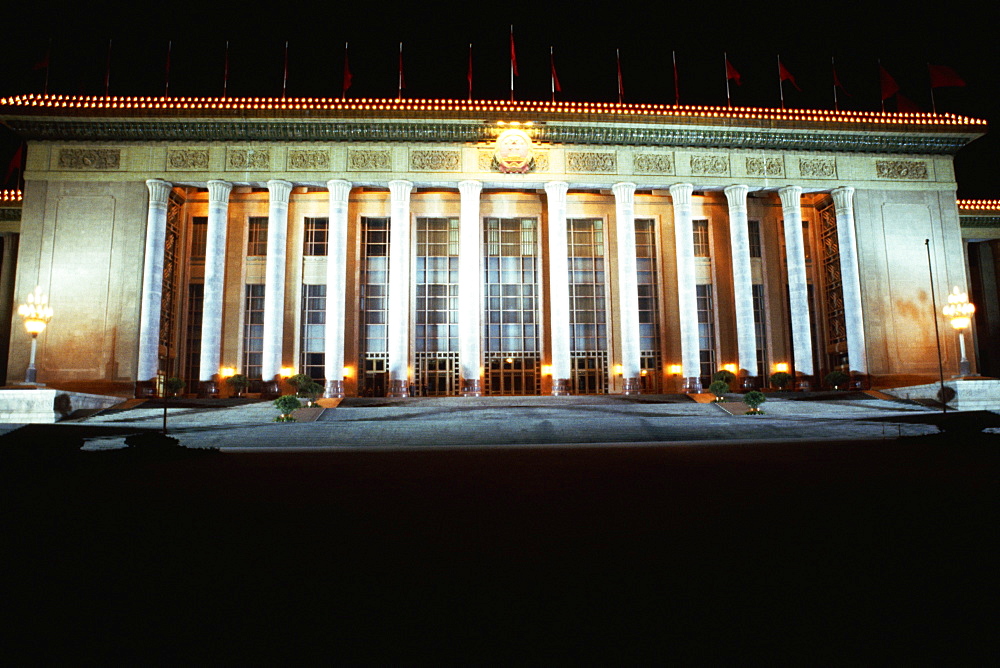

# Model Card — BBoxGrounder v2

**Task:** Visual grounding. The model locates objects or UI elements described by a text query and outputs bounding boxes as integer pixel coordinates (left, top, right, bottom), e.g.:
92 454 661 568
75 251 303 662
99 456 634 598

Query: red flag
616 49 624 103
928 64 966 88
510 26 518 77
726 57 741 86
550 47 561 94
342 43 352 97
896 93 922 112
4 144 24 186
778 58 801 91
832 64 851 96
879 65 899 100
32 53 50 71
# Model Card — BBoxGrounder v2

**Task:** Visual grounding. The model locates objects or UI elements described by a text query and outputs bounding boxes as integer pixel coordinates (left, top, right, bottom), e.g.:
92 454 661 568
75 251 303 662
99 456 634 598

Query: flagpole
778 55 785 109
832 56 839 111
342 42 349 100
725 52 731 108
672 50 679 106
282 41 289 99
104 39 112 96
43 38 52 96
223 41 230 98
550 46 555 102
398 42 403 101
617 48 623 104
878 59 885 113
164 40 172 98
510 25 515 102
467 43 473 101
928 62 937 114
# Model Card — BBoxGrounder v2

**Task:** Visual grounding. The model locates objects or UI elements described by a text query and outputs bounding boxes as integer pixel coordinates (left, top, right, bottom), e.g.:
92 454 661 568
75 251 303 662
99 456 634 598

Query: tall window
183 284 204 387
483 217 540 395
358 217 390 396
247 217 268 256
748 220 762 258
300 284 326 380
752 284 768 376
568 218 608 394
243 284 265 379
693 219 710 257
697 284 716 386
414 217 460 396
303 217 329 256
635 218 661 392
190 217 208 260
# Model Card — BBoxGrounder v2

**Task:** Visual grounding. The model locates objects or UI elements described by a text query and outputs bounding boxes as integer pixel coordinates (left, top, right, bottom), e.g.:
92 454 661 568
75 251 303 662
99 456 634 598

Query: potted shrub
744 390 766 415
770 371 792 390
708 380 730 402
273 395 302 422
288 373 324 406
225 373 249 397
711 369 736 388
824 370 850 390
164 377 186 397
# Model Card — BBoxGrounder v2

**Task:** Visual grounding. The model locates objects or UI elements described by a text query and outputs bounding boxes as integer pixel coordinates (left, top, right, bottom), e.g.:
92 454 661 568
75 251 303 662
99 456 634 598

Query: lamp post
942 287 975 377
17 286 53 384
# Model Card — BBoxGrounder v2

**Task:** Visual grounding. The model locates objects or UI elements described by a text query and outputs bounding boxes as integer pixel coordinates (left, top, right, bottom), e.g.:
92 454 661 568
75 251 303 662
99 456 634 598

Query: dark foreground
2 434 997 664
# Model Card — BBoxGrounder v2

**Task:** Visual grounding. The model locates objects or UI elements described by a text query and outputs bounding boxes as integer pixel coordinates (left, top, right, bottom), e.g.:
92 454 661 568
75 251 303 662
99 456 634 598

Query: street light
942 286 975 376
17 286 53 384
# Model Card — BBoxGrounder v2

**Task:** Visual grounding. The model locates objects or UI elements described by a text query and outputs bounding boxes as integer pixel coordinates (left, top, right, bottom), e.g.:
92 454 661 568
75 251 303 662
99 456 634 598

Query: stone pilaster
261 179 292 389
670 183 701 392
458 180 483 396
323 179 352 398
779 185 814 377
387 180 413 398
198 179 232 397
137 179 172 383
545 181 572 395
725 184 758 379
613 182 642 394
831 186 867 374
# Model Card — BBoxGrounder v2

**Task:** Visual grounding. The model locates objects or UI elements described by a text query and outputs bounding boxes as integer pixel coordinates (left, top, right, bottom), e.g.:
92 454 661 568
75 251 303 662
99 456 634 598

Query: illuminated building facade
0 94 991 397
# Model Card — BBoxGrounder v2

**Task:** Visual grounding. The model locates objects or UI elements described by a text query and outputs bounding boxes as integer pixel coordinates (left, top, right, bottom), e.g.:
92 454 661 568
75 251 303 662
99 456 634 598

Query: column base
683 377 703 394
261 380 281 399
622 377 643 395
793 374 813 392
551 378 572 396
135 379 158 398
461 379 482 397
324 380 345 399
849 372 870 390
740 375 761 391
387 380 410 398
198 380 219 398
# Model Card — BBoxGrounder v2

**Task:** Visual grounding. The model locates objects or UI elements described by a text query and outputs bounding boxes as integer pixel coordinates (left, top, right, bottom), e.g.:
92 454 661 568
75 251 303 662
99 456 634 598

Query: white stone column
387 180 413 397
725 184 758 381
779 185 814 378
458 180 483 396
670 183 700 392
613 182 642 394
831 186 867 374
261 179 292 388
137 179 172 383
545 181 572 395
198 179 232 396
324 179 352 398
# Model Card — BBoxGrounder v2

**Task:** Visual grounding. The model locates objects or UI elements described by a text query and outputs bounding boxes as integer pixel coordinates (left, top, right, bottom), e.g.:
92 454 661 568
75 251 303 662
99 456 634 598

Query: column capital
326 179 352 202
612 182 637 202
724 184 750 211
458 179 483 196
544 180 568 200
669 183 694 207
145 179 172 205
831 186 855 210
267 179 293 203
207 180 232 204
389 179 413 201
778 185 803 210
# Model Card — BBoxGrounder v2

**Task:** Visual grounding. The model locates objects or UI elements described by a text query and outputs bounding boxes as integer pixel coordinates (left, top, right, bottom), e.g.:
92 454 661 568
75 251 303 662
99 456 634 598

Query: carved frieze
745 156 783 177
875 160 929 180
166 148 209 171
633 153 674 175
348 149 392 171
226 147 270 170
478 149 548 172
799 158 837 178
566 151 616 173
57 148 120 170
287 149 330 171
410 150 461 171
689 154 729 176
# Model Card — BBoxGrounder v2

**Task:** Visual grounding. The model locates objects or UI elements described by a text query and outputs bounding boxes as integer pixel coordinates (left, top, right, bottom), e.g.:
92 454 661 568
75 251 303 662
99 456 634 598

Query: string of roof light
0 190 23 202
0 93 985 126
957 199 1000 210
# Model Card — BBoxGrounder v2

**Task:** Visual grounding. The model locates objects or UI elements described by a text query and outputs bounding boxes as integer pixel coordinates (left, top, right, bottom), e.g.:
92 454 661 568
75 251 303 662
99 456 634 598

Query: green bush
708 380 730 400
164 377 186 395
225 374 249 393
744 390 766 409
824 370 850 389
711 370 736 388
273 394 302 418
770 371 792 390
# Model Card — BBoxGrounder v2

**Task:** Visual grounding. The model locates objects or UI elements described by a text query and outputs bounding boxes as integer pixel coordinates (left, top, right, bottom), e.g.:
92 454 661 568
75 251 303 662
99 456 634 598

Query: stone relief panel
57 148 121 170
166 149 209 171
633 153 674 175
287 149 331 171
875 160 929 180
226 148 270 170
348 149 392 171
799 158 837 179
477 149 549 172
566 151 617 173
410 150 461 171
689 154 729 176
745 156 783 177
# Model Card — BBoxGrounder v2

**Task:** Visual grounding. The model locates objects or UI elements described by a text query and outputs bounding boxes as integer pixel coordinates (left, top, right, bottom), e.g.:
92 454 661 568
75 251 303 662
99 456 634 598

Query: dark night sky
2 0 997 196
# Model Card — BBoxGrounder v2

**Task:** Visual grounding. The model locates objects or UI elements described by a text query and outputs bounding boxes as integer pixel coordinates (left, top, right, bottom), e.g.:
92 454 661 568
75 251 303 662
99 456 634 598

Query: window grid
303 217 329 256
415 218 459 355
748 219 762 258
242 284 265 379
635 218 662 393
300 284 326 380
190 217 208 260
568 218 608 394
359 217 390 355
692 219 711 258
182 283 204 388
752 283 768 376
697 284 716 386
247 217 268 256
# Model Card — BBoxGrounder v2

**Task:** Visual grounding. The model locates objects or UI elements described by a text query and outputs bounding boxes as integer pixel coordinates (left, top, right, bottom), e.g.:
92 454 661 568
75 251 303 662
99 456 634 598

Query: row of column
138 179 867 396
